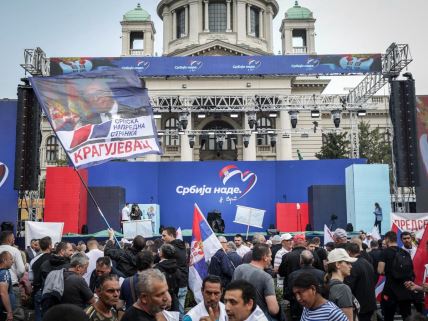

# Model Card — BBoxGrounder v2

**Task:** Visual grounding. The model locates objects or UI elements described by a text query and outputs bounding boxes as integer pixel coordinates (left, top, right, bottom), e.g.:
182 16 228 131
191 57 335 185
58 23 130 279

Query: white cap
280 233 293 241
327 248 357 264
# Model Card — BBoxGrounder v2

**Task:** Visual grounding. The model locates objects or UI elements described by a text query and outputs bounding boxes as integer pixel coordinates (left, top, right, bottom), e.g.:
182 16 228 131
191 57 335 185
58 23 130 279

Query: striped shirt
301 301 348 321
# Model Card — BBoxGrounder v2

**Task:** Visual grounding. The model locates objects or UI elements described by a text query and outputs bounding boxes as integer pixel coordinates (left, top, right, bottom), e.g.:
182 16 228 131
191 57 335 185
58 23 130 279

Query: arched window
209 1 227 32
165 118 180 146
46 136 59 163
176 8 186 38
250 7 260 37
256 117 272 145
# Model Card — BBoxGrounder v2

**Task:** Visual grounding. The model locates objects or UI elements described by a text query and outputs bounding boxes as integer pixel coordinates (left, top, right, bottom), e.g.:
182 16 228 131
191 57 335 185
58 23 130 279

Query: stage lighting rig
243 134 251 148
289 111 299 129
312 121 318 133
247 112 256 129
216 135 226 150
270 134 277 148
188 134 195 148
179 112 189 130
331 110 341 128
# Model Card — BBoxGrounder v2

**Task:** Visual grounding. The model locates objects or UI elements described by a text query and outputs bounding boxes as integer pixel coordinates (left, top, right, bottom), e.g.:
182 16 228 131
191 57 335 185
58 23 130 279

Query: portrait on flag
30 69 161 168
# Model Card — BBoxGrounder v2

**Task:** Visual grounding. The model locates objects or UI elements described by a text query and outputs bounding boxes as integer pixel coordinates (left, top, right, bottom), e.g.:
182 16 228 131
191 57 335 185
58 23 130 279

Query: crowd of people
0 226 426 321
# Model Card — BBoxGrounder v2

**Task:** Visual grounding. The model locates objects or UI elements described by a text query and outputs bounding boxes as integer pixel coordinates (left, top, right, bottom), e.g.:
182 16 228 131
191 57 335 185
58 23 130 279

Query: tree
315 132 350 159
358 121 392 165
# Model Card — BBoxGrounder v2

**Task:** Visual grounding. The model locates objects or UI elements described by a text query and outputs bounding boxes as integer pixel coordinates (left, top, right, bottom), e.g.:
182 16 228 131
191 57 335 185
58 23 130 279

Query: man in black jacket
104 229 146 277
39 241 73 283
161 227 188 316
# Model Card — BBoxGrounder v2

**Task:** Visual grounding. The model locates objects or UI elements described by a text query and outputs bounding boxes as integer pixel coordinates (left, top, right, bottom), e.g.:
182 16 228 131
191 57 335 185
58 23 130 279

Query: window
250 7 260 37
209 1 227 32
256 117 272 145
176 8 186 38
165 118 180 146
46 136 59 163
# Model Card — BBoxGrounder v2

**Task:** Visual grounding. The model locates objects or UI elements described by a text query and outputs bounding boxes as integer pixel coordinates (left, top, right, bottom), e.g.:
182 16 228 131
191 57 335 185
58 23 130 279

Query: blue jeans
177 287 187 317
34 289 42 321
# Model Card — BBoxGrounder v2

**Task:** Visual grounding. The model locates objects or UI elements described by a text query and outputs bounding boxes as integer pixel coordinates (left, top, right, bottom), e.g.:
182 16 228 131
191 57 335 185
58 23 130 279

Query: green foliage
315 132 350 159
358 121 392 165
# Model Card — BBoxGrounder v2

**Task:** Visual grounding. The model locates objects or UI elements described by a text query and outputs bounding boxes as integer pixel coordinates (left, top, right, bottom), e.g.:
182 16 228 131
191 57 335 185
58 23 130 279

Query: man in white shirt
121 203 131 222
184 275 227 321
82 238 105 285
234 234 250 258
274 233 293 288
224 280 268 321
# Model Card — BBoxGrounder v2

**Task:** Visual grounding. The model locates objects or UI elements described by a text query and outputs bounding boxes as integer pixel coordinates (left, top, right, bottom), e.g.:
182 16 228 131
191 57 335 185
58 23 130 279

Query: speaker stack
389 77 418 187
14 83 42 191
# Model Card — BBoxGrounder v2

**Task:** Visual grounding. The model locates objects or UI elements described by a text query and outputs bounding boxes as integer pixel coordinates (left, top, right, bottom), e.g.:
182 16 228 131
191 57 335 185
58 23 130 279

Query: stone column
259 9 264 38
189 1 200 42
246 4 251 35
185 5 189 36
266 6 273 52
277 111 293 160
172 10 177 40
180 115 193 161
243 114 257 160
162 10 171 55
236 0 246 43
143 31 151 56
204 0 209 32
121 31 130 56
226 0 232 32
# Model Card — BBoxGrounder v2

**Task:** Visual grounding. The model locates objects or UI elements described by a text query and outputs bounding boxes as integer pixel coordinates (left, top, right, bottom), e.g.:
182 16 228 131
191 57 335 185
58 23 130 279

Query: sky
0 0 427 99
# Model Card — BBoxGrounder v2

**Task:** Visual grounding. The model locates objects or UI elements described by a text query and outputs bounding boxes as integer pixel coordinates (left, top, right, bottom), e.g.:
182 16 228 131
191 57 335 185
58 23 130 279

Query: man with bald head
208 236 235 288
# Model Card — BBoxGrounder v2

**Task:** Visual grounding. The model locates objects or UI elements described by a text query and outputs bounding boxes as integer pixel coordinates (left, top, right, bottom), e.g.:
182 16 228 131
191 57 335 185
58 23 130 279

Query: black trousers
374 220 382 234
381 297 411 321
358 311 374 321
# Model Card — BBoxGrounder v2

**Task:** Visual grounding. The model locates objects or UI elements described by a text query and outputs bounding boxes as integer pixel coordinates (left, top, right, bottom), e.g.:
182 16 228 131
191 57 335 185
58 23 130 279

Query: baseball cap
293 234 306 242
280 233 293 241
272 235 282 244
327 248 357 263
333 228 348 240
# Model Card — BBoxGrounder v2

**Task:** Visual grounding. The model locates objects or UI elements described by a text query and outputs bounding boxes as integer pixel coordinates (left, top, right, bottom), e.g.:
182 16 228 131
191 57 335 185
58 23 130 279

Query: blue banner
0 100 18 226
88 159 366 233
29 70 161 169
50 54 382 77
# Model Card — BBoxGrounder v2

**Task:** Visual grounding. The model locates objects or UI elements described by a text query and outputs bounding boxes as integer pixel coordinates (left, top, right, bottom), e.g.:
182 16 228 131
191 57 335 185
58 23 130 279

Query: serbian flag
324 225 334 245
412 225 428 307
391 223 404 248
188 204 222 302
375 275 385 302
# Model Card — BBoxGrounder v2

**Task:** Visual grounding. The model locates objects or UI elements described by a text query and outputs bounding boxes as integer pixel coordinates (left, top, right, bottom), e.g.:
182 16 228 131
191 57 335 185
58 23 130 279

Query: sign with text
391 212 428 238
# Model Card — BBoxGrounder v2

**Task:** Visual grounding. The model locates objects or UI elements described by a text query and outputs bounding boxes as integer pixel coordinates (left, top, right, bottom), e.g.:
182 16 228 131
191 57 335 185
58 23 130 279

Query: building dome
123 3 151 22
285 1 313 20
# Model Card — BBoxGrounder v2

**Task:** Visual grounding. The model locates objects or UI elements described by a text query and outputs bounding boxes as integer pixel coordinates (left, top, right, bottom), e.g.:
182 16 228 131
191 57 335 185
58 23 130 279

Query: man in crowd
368 240 382 283
208 236 235 288
333 228 348 248
121 269 171 321
345 242 376 321
25 239 40 263
233 243 279 320
378 231 414 321
40 241 73 282
0 251 15 321
30 236 52 321
242 234 266 264
121 203 131 228
161 227 188 316
85 274 121 321
184 275 227 321
105 229 146 277
401 231 417 259
61 252 95 308
89 257 121 292
224 280 268 321
83 238 104 285
225 241 242 268
286 250 325 321
0 231 25 317
270 235 282 262
120 251 154 309
273 233 293 273
234 234 250 258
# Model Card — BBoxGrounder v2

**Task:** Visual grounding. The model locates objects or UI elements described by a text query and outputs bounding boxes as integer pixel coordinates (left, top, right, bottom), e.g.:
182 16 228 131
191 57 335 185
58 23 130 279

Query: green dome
123 3 151 22
285 1 313 20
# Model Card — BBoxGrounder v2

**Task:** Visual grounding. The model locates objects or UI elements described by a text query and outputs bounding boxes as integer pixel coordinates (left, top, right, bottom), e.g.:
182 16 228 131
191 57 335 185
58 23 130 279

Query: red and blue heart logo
219 164 257 199
0 162 8 188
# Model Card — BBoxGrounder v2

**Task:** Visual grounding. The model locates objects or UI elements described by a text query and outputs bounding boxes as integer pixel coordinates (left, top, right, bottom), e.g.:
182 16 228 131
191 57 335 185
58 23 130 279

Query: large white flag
324 225 334 245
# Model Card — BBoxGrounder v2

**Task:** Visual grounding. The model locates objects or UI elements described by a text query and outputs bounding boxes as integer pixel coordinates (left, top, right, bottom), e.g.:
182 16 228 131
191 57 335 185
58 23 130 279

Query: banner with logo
29 70 161 168
50 54 382 77
391 212 428 238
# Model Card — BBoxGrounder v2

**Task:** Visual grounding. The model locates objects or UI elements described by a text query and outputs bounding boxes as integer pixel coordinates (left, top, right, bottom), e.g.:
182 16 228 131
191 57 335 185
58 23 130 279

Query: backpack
391 248 413 280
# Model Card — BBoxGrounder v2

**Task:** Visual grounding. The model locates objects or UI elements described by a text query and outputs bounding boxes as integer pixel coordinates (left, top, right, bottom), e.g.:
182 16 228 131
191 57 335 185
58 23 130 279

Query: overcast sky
1 0 426 99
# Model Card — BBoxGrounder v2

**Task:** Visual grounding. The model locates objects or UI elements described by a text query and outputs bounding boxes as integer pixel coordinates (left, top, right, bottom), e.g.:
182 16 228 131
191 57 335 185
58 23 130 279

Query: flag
188 204 222 302
391 223 404 248
176 227 183 241
29 69 161 168
375 275 385 302
324 225 334 245
371 225 381 241
413 225 428 285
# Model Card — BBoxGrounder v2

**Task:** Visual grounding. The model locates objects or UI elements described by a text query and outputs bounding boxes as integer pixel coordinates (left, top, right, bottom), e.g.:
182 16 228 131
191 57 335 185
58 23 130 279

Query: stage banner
391 212 428 238
29 69 161 168
50 54 382 77
25 221 64 247
417 96 428 186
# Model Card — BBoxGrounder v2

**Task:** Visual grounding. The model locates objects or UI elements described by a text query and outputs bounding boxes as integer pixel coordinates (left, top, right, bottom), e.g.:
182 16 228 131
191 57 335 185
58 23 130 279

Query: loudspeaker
389 79 418 187
207 210 225 233
14 84 41 191
1 222 14 232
